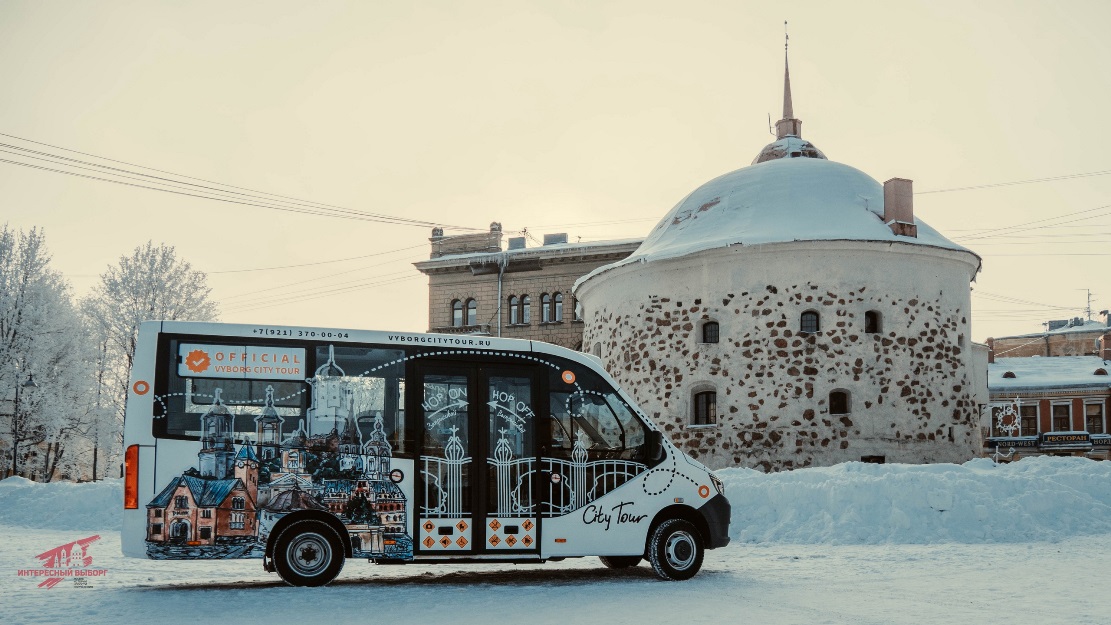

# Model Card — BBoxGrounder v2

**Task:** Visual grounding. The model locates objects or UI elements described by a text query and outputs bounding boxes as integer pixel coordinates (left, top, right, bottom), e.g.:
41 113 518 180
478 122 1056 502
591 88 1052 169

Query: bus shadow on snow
133 565 702 591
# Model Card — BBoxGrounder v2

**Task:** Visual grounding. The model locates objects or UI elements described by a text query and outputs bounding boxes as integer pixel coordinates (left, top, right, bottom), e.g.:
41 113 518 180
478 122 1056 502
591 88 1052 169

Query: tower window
701 321 720 344
865 311 882 333
693 390 717 425
800 311 820 334
829 390 850 415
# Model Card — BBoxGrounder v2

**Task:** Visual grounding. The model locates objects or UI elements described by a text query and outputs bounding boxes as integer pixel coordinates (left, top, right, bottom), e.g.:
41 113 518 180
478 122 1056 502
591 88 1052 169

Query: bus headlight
709 473 725 496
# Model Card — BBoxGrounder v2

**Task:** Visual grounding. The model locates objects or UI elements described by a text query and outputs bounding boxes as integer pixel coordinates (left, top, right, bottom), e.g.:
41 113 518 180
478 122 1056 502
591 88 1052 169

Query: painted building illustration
146 391 259 556
147 346 413 560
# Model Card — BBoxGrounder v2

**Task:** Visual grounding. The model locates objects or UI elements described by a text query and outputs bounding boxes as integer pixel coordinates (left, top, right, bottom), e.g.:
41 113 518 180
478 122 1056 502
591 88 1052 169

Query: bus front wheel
647 518 704 581
273 520 345 587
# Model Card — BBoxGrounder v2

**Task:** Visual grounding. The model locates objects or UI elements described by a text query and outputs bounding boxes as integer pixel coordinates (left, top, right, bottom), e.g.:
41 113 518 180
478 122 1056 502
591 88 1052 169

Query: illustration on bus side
146 343 650 560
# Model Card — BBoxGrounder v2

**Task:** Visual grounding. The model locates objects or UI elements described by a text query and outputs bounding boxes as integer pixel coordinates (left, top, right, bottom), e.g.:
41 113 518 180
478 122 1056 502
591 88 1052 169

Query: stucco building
414 223 640 350
574 52 986 471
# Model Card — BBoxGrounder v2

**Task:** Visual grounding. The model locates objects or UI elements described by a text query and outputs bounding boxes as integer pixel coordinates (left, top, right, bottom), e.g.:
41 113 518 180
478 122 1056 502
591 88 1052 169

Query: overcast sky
2 0 1109 341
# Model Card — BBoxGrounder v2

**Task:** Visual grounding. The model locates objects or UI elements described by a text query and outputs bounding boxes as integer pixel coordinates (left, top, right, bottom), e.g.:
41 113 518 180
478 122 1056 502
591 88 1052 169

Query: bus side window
547 368 647 462
319 345 412 459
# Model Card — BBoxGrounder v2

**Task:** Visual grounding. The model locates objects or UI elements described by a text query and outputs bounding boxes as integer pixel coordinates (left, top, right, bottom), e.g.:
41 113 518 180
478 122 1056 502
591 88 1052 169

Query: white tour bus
122 321 730 585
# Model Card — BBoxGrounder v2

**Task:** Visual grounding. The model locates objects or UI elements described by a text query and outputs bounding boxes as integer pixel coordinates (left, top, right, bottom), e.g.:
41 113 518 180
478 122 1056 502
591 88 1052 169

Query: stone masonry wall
583 281 980 472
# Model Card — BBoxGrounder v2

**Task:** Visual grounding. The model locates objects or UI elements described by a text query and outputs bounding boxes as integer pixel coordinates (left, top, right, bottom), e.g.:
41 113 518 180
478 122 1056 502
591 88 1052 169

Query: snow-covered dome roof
607 157 974 269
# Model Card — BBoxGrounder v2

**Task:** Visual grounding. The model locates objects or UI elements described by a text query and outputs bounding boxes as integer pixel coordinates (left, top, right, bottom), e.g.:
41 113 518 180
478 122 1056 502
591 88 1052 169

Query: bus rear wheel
599 555 642 569
648 518 704 581
273 520 345 587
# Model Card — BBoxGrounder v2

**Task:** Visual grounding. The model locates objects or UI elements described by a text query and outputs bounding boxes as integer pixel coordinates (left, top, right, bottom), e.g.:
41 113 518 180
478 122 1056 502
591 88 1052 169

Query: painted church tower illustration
198 388 235 479
363 414 393 480
307 345 352 437
254 385 284 461
235 441 260 504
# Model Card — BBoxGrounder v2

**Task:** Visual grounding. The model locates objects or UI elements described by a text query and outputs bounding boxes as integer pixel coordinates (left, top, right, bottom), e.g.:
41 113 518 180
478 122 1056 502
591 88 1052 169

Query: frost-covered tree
82 242 218 465
0 225 98 480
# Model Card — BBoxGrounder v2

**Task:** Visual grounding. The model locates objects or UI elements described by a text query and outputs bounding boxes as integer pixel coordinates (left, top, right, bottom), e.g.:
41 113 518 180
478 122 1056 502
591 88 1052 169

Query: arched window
800 310 820 334
829 390 850 415
693 390 717 425
553 293 564 322
521 295 531 324
451 300 463 327
232 497 245 510
465 299 477 326
508 296 519 325
865 311 882 333
541 293 552 323
701 321 720 344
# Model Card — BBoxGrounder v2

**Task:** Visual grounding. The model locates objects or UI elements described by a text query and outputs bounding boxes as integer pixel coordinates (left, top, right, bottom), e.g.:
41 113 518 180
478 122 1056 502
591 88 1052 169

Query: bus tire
273 520 345 587
599 555 641 569
648 518 704 581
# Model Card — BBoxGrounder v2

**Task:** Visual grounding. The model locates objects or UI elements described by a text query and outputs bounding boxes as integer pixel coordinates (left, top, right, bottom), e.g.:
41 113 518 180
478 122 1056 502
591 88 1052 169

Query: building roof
235 443 258 462
577 158 977 286
993 319 1111 341
989 356 1111 393
147 475 244 508
263 486 328 513
413 238 642 272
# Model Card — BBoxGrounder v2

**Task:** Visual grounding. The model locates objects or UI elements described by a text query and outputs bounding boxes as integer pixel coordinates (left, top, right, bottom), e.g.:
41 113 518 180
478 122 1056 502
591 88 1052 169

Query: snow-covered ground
4 456 1107 625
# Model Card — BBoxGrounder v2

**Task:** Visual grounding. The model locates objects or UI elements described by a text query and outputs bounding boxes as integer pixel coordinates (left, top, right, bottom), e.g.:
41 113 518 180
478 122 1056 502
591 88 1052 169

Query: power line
220 255 423 301
954 204 1111 242
918 169 1111 194
0 132 480 231
207 244 425 274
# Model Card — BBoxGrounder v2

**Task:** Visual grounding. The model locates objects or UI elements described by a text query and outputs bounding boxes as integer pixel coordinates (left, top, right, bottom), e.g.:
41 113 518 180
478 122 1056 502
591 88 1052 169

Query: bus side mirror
647 430 666 463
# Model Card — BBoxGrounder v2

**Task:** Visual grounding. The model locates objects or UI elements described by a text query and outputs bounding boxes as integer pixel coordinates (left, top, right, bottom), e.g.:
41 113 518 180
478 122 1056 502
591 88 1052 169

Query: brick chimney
1101 333 1111 361
986 337 995 364
883 178 918 238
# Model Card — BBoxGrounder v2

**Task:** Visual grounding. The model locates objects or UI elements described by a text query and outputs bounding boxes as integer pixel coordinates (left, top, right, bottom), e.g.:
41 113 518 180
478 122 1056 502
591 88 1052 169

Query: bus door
415 364 540 555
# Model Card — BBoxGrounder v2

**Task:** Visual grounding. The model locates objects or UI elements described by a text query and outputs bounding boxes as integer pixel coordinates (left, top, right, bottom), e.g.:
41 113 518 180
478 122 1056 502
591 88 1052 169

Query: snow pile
0 476 122 531
720 456 1111 544
3 457 1111 546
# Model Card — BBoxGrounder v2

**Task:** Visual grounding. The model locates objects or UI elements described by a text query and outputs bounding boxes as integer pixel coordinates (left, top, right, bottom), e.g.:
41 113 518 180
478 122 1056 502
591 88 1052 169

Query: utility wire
207 244 425 275
0 132 480 230
918 169 1111 194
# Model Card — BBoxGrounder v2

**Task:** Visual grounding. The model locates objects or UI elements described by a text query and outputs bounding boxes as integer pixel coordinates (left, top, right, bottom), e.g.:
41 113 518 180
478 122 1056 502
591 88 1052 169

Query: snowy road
5 526 1101 625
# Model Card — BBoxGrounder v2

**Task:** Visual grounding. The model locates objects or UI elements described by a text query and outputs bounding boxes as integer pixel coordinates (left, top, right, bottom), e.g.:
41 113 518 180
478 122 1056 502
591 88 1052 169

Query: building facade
987 314 1111 359
984 356 1111 460
574 53 986 472
414 223 640 350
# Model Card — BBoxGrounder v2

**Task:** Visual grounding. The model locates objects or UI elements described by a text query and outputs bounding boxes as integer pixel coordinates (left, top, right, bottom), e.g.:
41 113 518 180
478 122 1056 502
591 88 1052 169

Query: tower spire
775 21 802 140
783 22 793 120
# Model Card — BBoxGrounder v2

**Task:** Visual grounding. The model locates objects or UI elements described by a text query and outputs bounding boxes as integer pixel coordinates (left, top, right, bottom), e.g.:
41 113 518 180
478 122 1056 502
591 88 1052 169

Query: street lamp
8 373 40 479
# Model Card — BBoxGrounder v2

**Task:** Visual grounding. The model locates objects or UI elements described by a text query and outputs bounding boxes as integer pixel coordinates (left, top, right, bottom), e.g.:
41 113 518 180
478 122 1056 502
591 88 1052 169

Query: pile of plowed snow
3 456 1110 544
721 456 1111 544
0 476 122 531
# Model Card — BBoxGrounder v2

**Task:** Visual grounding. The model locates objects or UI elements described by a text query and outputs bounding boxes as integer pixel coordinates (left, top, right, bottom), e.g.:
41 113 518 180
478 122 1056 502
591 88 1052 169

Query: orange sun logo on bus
184 349 211 374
